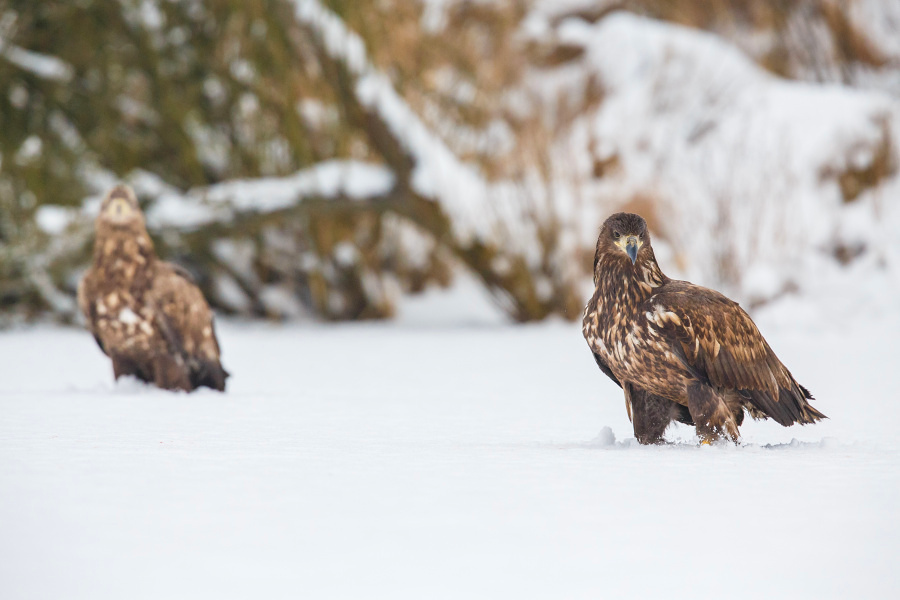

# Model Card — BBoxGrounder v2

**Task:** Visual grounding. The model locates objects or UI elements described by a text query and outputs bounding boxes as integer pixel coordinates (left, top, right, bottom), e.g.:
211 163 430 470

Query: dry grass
821 117 897 204
621 0 891 83
819 1 888 70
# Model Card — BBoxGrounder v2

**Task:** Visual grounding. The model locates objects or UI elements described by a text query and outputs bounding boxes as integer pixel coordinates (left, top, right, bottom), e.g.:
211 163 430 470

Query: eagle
78 185 228 392
582 212 825 444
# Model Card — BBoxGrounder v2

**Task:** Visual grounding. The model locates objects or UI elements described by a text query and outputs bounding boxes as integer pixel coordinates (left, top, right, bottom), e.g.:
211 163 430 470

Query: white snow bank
281 6 900 311
539 12 900 303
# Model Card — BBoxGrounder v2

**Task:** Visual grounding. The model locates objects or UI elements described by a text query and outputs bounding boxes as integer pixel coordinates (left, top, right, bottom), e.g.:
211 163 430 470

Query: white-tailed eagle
78 185 228 392
583 212 824 443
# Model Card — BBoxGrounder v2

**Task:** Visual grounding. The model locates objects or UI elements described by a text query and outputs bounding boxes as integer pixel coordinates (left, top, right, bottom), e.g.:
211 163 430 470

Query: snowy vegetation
1 0 898 324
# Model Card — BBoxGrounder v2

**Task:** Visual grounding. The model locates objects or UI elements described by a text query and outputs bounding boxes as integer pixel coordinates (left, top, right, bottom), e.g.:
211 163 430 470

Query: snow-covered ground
1 291 898 599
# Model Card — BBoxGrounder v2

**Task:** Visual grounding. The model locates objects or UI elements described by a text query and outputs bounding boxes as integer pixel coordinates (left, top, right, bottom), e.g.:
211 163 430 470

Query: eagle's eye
613 231 620 240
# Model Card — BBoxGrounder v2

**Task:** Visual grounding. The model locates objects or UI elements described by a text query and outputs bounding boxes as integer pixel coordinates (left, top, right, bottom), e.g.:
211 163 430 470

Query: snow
541 12 900 300
5 6 900 594
258 285 306 319
289 0 519 247
852 0 900 61
14 135 42 164
1 297 898 598
284 4 900 308
34 205 75 235
395 268 506 327
51 5 898 316
0 43 74 82
144 159 396 230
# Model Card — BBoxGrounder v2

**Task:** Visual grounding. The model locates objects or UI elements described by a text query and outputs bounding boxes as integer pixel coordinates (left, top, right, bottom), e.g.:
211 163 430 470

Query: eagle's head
98 185 145 230
594 212 652 272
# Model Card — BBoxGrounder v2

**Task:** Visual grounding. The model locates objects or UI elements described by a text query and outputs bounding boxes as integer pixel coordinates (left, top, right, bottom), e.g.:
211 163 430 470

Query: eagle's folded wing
148 262 227 391
649 283 824 426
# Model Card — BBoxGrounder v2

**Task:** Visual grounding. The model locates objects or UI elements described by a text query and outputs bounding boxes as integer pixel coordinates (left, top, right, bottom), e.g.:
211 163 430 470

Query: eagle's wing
583 293 621 388
147 262 227 391
592 352 621 388
77 269 108 355
648 282 824 426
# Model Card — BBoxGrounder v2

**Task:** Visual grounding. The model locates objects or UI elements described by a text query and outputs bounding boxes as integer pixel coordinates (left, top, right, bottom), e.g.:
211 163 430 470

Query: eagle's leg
626 384 678 444
111 356 138 380
686 383 740 443
151 354 192 392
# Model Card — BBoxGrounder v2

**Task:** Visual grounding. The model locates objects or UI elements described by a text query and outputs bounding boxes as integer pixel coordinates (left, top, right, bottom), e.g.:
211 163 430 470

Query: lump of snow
213 273 251 313
591 426 616 447
35 205 74 235
259 285 305 319
0 44 74 82
333 242 358 267
148 193 219 230
15 135 42 164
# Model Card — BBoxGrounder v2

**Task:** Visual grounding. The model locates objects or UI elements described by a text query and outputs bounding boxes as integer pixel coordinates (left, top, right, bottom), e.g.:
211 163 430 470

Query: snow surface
1 297 898 599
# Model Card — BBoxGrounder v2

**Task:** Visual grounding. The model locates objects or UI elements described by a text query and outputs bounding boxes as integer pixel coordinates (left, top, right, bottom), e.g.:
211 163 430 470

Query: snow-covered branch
143 160 396 230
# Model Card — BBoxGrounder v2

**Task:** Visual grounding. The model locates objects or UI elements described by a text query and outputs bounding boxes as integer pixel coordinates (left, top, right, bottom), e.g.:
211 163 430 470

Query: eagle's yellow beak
615 235 641 265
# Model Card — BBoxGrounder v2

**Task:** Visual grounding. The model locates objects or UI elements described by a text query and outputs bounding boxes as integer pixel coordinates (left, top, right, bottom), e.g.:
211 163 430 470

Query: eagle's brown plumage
78 185 228 392
582 212 825 443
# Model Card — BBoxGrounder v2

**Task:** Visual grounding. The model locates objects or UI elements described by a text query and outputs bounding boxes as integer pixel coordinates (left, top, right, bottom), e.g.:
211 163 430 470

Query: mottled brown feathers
78 185 228 392
583 212 824 443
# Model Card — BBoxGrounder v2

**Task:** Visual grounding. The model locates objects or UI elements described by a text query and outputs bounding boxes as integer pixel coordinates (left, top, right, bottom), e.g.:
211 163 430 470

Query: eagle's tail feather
189 357 229 392
745 390 792 426
795 384 827 423
745 383 826 426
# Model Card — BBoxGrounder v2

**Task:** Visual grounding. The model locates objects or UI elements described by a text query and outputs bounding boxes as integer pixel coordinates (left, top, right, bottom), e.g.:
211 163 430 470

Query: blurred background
1 0 898 326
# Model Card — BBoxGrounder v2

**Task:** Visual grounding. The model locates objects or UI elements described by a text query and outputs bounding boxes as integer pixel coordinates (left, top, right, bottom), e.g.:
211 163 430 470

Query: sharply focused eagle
582 212 825 443
78 185 228 392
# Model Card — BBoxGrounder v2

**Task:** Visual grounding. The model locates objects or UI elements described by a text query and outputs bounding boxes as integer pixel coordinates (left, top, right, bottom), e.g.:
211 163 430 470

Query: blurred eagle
78 185 228 392
582 213 825 444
